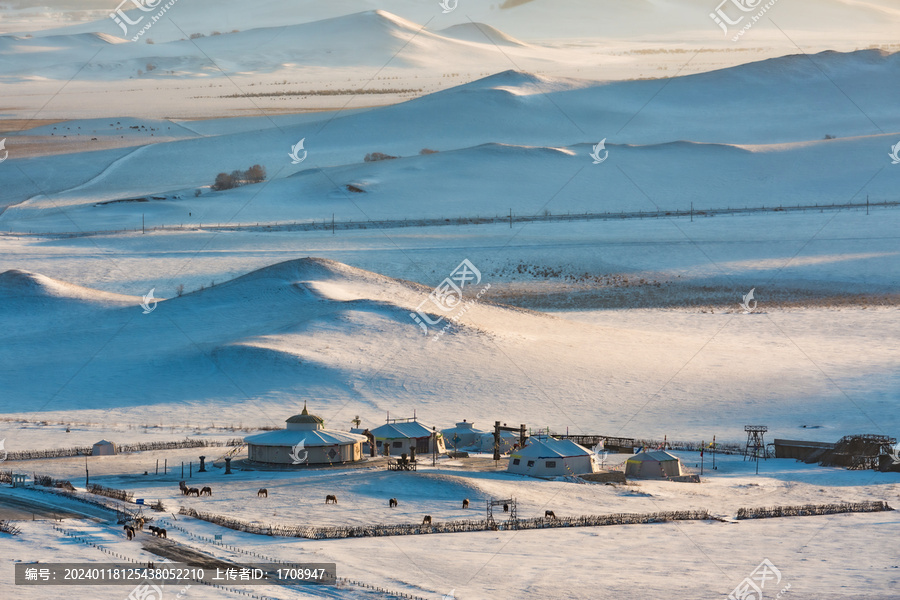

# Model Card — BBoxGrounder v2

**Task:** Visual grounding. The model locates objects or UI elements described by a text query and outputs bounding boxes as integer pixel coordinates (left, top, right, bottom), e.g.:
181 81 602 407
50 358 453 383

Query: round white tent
479 430 519 454
442 420 487 450
245 404 366 466
624 450 684 479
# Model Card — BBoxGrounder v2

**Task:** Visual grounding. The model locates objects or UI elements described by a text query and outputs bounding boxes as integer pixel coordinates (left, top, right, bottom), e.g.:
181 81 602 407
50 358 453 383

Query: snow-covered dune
0 10 554 80
12 0 900 42
2 50 898 232
0 257 897 442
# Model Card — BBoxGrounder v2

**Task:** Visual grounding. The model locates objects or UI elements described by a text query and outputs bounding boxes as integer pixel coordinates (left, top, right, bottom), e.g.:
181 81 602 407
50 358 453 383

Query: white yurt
624 450 684 479
479 430 520 454
244 404 367 466
92 440 117 456
441 420 488 450
507 437 595 478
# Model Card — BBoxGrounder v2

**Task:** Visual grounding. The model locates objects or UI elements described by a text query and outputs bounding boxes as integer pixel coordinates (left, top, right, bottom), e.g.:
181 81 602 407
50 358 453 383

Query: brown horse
200 486 212 496
124 525 135 540
422 515 432 525
389 498 398 508
462 499 469 509
158 528 167 538
187 488 200 497
257 488 268 498
134 518 144 531
544 510 557 520
325 494 337 504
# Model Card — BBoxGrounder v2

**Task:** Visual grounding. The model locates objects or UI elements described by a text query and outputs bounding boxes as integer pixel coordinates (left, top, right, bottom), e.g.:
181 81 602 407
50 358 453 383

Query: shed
370 418 445 456
92 440 117 456
624 450 684 479
507 436 595 478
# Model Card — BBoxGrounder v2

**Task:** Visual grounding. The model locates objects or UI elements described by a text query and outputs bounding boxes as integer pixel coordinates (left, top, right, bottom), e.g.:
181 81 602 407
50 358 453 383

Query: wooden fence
736 501 892 519
88 483 133 502
0 520 22 536
179 507 712 540
4 438 242 461
33 473 74 490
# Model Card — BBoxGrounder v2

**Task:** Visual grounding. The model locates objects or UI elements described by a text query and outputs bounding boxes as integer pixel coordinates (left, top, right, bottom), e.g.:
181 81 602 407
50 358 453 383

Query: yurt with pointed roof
244 404 367 466
507 436 595 478
625 450 684 479
442 420 488 450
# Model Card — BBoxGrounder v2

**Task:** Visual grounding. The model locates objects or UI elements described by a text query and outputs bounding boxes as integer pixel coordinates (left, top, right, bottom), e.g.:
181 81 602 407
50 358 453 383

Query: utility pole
712 435 716 470
432 427 436 467
700 441 704 475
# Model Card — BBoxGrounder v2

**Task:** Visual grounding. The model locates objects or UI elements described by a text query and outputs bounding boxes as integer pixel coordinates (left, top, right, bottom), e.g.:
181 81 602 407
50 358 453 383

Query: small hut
507 436 595 478
370 417 445 456
625 450 684 479
92 440 117 456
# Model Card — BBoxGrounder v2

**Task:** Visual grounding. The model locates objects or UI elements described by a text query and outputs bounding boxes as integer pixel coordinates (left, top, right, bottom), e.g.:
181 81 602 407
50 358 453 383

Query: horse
389 498 398 508
544 510 557 520
124 525 135 540
157 528 167 539
257 488 268 498
200 486 212 496
325 495 337 504
422 515 432 525
148 525 159 535
187 488 200 497
503 503 509 513
462 499 469 509
134 518 144 531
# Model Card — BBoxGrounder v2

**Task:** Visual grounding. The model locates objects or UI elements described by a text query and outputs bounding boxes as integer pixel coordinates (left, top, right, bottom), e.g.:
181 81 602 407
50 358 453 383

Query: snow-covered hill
1 257 896 444
2 50 898 232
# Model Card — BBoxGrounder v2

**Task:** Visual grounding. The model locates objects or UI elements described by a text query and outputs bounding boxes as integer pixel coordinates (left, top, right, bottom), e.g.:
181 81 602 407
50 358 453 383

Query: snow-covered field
1 0 899 598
